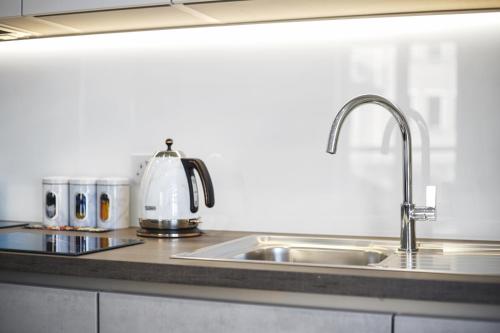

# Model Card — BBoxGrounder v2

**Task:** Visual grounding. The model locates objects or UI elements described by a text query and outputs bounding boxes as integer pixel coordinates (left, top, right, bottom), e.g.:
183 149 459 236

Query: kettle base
136 228 202 238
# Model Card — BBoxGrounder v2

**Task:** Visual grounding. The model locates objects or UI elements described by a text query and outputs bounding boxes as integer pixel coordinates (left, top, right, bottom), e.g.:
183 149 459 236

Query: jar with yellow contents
97 178 130 229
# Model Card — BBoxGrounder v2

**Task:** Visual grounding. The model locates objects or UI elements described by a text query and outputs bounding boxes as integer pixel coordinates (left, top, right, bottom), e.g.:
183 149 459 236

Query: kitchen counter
1 225 500 308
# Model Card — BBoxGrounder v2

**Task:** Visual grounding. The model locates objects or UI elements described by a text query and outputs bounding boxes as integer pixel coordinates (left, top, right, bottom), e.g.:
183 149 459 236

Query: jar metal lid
97 178 129 185
69 178 97 185
42 177 69 185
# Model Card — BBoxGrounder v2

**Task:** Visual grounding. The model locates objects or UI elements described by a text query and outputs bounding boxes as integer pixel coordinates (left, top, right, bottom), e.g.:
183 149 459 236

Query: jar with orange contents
97 178 130 229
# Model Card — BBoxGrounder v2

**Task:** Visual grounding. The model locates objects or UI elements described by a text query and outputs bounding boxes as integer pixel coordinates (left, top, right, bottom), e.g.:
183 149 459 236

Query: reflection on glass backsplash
409 42 457 182
346 46 398 189
344 42 457 190
349 46 397 100
0 12 499 240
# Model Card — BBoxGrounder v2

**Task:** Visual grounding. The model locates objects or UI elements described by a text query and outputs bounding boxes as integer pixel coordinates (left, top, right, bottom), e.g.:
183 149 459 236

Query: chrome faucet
326 95 436 252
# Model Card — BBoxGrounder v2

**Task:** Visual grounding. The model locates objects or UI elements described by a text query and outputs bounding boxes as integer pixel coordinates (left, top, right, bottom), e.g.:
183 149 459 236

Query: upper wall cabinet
180 0 500 25
0 0 21 18
1 0 500 41
171 0 225 3
22 0 172 16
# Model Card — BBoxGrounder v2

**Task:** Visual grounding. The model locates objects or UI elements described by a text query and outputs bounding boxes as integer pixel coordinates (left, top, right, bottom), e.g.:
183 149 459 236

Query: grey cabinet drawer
100 292 392 333
0 283 97 333
394 315 500 333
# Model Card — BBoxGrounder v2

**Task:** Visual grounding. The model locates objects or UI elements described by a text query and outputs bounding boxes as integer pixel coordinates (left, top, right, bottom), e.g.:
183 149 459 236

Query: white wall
1 12 500 241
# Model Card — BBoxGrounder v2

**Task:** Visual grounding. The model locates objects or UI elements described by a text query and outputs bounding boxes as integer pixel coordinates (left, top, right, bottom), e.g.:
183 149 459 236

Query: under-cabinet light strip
0 11 499 52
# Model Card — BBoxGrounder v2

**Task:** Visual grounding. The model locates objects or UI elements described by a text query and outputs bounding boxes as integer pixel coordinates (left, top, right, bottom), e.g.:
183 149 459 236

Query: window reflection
408 42 457 182
347 45 398 188
345 42 457 189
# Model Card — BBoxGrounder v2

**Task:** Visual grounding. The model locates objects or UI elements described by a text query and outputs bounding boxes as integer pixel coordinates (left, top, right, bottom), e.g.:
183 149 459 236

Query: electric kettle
137 138 215 238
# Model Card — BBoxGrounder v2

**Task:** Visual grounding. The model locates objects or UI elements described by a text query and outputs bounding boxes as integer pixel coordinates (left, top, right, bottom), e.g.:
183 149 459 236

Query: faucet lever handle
412 186 437 222
426 185 436 208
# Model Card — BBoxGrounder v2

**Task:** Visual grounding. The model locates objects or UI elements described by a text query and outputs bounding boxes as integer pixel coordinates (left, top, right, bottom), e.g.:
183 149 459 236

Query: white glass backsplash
0 12 499 240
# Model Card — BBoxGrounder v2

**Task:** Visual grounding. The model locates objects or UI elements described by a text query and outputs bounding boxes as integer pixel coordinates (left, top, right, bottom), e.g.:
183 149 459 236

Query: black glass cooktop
0 231 143 256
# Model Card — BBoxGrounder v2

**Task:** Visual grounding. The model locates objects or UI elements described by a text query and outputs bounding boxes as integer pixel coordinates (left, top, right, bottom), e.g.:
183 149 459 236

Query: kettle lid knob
154 138 181 158
165 138 173 151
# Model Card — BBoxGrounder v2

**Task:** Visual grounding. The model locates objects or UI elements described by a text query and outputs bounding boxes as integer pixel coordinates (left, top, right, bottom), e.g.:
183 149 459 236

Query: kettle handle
181 158 215 213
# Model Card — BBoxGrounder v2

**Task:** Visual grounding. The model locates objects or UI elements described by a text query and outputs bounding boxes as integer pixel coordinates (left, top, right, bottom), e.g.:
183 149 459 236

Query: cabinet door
0 0 21 18
22 0 171 16
0 283 98 333
394 315 500 333
100 292 392 333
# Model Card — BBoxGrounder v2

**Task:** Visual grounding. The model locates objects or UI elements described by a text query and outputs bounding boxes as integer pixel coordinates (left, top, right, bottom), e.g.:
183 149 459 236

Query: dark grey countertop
1 225 500 305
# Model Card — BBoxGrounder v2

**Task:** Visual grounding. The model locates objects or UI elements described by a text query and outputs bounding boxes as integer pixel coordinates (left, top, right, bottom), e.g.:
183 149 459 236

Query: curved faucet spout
326 95 435 253
326 94 413 204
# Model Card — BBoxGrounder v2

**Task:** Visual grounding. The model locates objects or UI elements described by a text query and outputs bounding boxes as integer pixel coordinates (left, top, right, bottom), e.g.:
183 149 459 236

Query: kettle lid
154 138 183 158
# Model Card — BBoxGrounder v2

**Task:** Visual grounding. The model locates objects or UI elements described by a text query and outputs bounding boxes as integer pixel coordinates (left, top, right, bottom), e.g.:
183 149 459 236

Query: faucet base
400 203 417 252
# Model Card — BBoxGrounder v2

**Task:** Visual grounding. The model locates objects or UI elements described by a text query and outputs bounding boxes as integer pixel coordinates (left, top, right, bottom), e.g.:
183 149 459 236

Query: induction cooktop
0 231 143 256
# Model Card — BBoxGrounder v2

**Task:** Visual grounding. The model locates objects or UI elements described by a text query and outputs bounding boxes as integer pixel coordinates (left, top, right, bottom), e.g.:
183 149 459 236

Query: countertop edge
1 251 500 305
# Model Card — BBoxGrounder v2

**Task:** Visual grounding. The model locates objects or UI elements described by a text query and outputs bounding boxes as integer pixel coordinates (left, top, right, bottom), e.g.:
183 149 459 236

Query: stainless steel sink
235 247 388 266
172 235 500 275
173 235 397 268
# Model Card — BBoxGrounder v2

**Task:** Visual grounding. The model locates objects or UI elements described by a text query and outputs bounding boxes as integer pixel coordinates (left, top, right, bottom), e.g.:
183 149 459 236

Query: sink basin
173 235 397 268
235 247 388 266
172 234 500 275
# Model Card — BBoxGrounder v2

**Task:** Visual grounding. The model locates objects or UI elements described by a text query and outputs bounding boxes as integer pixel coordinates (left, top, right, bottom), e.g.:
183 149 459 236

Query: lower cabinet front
394 314 500 333
99 292 392 333
4 282 498 333
0 283 98 333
